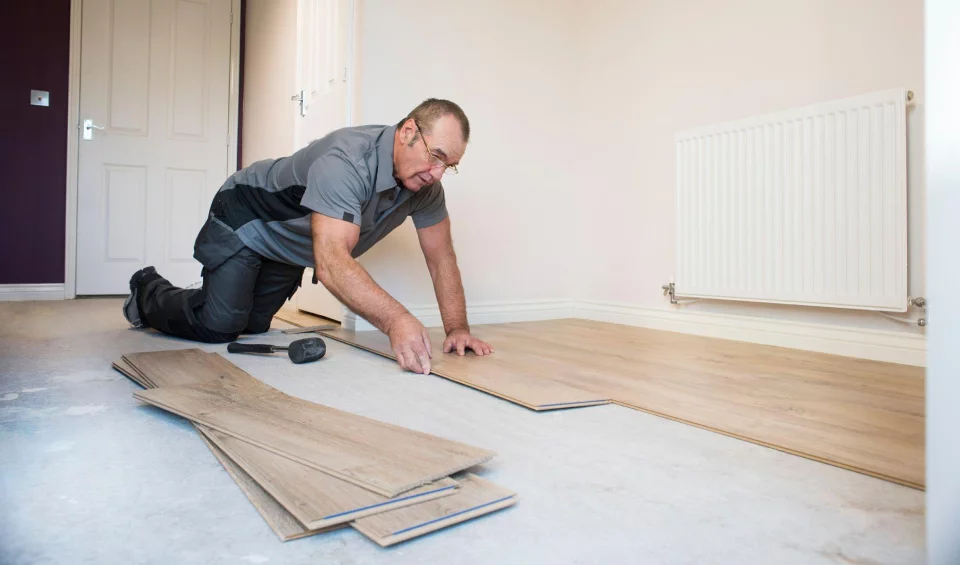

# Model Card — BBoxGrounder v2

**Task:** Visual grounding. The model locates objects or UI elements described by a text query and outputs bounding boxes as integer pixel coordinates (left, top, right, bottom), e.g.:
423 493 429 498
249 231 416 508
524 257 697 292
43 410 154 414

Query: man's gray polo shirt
194 124 448 271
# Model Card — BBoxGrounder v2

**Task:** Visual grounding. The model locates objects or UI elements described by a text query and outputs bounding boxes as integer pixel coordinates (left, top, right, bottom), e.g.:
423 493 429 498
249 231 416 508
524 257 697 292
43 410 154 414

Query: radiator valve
662 282 678 305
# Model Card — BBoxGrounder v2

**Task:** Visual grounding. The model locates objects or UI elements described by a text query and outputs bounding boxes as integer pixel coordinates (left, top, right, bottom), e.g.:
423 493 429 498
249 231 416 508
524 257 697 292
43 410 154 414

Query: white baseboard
574 301 926 367
0 284 66 301
341 298 925 367
342 300 577 332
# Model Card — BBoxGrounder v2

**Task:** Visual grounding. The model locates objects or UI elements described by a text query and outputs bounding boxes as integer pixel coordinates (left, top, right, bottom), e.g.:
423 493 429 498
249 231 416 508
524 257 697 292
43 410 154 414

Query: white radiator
674 88 909 312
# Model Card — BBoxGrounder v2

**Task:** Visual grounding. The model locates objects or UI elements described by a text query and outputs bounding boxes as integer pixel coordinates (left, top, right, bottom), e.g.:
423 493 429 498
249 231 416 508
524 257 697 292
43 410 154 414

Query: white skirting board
342 301 577 333
574 302 925 367
0 284 66 301
343 300 925 367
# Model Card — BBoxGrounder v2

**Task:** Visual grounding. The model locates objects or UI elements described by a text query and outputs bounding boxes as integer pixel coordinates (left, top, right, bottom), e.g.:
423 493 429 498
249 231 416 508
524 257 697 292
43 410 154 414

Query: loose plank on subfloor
121 352 472 518
202 425 460 529
326 319 925 489
197 428 345 541
320 327 610 411
133 371 495 497
119 353 513 542
352 474 517 547
273 308 335 329
113 359 332 541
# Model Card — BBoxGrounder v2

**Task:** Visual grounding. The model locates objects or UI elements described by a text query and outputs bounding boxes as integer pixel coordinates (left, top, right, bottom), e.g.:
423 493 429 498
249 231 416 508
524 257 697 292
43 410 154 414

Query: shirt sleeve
410 181 449 229
301 152 366 226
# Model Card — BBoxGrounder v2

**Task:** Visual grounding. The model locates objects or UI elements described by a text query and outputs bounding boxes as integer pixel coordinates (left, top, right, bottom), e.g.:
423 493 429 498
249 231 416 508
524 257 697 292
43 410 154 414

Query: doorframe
63 0 243 299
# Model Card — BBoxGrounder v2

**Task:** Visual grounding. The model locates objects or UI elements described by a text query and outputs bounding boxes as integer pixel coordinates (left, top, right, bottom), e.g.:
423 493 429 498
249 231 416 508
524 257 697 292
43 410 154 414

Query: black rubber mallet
227 337 326 364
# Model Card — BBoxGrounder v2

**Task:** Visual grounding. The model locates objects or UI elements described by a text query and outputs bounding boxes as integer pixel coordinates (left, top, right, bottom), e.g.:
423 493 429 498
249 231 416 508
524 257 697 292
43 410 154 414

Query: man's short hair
401 98 470 143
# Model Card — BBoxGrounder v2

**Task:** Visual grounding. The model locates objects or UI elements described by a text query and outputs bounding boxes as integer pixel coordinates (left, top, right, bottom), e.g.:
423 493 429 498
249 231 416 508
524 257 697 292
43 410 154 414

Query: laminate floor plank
273 309 335 328
196 427 344 541
113 359 330 541
324 319 924 488
116 355 479 539
352 474 517 547
134 376 496 497
489 320 924 488
321 327 610 411
202 425 460 529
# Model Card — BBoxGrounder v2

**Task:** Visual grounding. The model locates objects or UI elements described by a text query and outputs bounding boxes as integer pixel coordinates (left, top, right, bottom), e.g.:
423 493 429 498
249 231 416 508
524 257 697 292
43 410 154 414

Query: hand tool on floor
227 337 326 364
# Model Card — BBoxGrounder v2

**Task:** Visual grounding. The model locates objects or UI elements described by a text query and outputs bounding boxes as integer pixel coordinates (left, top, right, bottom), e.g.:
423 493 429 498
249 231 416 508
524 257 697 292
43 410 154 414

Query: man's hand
387 314 433 375
443 329 493 356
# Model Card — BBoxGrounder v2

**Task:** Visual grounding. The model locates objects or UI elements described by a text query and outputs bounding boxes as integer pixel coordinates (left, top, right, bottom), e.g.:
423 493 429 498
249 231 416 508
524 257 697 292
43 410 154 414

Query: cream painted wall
574 0 926 334
353 0 925 347
355 0 580 311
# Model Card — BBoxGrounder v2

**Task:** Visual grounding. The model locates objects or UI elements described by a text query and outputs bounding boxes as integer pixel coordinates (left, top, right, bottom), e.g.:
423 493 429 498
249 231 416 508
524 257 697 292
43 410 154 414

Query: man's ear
401 118 419 147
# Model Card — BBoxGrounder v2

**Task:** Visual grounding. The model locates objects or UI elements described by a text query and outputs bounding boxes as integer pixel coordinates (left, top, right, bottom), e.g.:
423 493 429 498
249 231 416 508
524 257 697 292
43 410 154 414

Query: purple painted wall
0 1 71 285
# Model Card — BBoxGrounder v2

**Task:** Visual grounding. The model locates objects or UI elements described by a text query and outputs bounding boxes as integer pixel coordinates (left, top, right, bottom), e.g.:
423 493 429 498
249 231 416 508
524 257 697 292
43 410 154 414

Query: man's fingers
398 348 423 374
392 348 408 371
457 340 466 356
407 351 425 374
411 342 431 375
421 329 433 359
443 338 453 354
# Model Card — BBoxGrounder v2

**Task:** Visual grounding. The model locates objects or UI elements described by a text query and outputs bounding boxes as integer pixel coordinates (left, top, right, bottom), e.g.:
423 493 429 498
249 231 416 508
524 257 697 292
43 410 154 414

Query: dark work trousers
138 247 305 343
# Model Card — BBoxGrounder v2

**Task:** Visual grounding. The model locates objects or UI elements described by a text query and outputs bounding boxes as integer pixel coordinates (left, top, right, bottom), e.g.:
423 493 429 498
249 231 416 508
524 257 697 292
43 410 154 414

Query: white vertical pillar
925 0 960 563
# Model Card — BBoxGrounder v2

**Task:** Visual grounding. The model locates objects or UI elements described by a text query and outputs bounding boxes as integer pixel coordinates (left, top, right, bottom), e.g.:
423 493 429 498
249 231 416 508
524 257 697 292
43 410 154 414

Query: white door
76 0 234 294
292 0 352 320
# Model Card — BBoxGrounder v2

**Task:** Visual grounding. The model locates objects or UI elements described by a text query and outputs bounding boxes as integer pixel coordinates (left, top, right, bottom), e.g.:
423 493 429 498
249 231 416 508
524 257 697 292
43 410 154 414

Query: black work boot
122 266 157 328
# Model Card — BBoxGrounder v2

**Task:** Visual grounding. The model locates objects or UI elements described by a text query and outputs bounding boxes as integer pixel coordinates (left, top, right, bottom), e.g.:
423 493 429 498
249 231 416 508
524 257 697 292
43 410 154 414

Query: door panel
77 0 233 294
291 0 352 320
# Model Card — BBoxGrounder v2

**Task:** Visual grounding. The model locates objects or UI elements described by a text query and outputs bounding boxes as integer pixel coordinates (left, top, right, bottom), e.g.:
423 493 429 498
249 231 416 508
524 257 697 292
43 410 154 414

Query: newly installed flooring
321 327 610 411
134 376 496 497
352 474 517 547
323 319 925 489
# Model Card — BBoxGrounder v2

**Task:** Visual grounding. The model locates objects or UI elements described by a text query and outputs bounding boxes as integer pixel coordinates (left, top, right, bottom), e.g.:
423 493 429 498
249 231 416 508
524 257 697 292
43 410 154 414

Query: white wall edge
0 285 67 302
342 299 925 367
64 0 82 300
574 301 926 367
226 0 242 174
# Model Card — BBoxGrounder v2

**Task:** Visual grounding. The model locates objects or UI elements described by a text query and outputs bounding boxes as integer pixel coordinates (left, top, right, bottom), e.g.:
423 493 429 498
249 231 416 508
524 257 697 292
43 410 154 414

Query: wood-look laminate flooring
134 374 495 497
352 474 517 547
322 319 925 489
321 327 610 411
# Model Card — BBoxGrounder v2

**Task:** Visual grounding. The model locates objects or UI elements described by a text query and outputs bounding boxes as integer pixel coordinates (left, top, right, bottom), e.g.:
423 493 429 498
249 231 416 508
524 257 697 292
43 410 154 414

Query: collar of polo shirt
375 125 400 193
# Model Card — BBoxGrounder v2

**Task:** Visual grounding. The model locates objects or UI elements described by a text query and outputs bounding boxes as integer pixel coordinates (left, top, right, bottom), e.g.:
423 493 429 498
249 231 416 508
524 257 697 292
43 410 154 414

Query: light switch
30 90 50 107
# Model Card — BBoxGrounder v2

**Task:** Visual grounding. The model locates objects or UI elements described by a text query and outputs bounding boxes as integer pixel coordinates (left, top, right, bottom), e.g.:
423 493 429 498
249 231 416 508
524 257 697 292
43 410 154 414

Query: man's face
393 115 466 192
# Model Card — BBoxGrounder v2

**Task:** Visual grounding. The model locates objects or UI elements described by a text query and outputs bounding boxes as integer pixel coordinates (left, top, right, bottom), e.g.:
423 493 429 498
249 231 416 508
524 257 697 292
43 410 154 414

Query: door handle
83 119 105 140
291 90 306 117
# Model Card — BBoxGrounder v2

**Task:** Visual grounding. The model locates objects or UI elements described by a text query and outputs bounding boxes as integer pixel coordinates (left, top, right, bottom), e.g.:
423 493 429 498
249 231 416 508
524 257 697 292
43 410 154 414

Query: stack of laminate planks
112 348 516 545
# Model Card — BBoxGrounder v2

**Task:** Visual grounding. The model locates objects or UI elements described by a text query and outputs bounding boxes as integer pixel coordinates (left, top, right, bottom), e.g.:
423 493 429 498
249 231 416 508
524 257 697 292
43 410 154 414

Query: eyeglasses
414 121 458 175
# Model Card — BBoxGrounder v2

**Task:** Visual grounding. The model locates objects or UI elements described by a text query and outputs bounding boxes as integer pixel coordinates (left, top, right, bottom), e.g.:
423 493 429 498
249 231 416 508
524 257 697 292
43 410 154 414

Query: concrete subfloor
0 299 924 565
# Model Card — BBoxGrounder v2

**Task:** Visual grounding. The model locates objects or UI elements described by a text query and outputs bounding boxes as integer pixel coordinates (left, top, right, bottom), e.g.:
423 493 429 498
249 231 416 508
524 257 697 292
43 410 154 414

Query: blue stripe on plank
323 485 458 520
389 495 516 536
